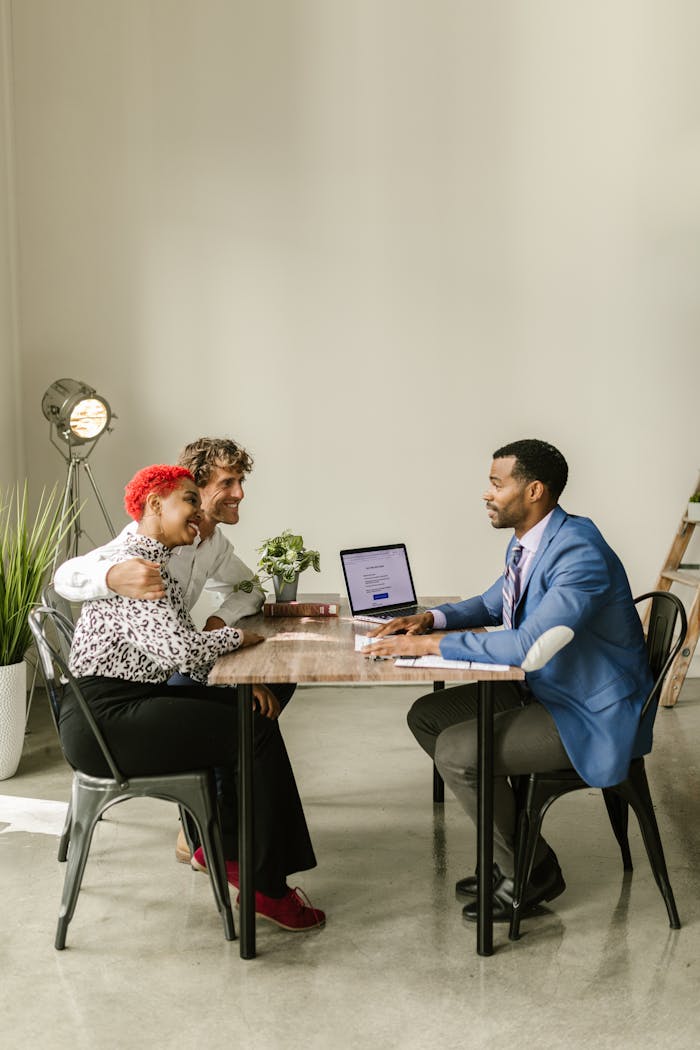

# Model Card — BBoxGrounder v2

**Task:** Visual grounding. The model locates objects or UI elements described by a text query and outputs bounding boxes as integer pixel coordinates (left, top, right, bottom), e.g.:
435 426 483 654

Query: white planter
687 502 700 522
0 662 27 780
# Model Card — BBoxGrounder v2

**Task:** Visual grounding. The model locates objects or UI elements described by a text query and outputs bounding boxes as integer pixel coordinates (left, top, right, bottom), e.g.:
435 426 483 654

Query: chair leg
432 764 445 804
178 804 198 855
509 777 543 941
58 798 72 863
179 777 235 942
198 817 236 942
432 681 445 804
55 782 105 949
615 763 681 929
602 789 633 871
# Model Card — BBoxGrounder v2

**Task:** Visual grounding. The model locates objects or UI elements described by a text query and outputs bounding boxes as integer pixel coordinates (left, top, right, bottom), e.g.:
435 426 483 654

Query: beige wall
4 2 700 625
0 0 21 487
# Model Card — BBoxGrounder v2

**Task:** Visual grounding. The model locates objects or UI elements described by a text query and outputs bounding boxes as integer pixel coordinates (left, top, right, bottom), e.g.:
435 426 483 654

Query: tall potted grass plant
0 484 75 778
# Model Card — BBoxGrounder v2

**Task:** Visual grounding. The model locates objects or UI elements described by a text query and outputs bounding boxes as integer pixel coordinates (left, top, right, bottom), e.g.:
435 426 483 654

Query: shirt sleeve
439 538 612 667
53 525 136 602
434 576 504 630
200 533 265 625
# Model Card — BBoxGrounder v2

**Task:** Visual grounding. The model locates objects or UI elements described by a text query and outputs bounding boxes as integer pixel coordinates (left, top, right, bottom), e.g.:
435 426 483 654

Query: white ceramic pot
687 501 700 522
0 662 27 780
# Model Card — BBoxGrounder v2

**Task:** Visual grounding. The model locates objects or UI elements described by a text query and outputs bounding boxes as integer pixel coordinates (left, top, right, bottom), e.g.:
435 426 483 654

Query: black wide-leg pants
59 676 315 897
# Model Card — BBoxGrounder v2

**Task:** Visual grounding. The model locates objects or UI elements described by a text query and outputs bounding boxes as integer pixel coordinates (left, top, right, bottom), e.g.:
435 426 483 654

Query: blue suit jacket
438 506 654 788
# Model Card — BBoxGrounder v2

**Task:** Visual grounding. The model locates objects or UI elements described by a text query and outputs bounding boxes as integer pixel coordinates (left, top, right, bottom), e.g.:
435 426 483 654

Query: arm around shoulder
54 549 117 602
53 524 137 602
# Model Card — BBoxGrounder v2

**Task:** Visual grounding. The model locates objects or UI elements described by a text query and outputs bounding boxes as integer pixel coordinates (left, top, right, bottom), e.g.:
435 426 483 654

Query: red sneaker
191 846 239 889
242 886 326 932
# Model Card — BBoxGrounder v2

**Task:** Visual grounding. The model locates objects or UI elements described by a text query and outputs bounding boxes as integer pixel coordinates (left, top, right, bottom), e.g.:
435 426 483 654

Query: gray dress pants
407 682 572 875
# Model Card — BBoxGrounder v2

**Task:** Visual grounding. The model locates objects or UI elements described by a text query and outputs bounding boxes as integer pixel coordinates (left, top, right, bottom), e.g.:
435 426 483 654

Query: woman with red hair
61 465 324 932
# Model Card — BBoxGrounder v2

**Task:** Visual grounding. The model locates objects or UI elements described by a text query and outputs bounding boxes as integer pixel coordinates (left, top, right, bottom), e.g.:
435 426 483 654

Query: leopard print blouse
68 534 243 684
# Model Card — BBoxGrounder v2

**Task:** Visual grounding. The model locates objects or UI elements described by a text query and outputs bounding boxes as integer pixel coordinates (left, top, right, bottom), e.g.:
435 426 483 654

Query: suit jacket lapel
514 504 568 617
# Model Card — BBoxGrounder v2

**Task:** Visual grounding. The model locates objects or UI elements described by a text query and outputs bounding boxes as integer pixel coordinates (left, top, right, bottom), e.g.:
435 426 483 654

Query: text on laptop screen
342 546 416 611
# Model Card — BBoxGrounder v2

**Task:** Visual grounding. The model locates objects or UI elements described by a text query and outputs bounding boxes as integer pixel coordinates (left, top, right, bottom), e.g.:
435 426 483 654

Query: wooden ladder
651 473 700 706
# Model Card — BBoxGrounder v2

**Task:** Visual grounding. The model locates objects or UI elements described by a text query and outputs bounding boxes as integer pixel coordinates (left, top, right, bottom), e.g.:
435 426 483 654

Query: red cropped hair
124 465 195 522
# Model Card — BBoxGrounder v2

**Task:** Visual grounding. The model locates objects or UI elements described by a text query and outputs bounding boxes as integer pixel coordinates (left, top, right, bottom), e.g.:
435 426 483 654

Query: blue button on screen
373 592 389 601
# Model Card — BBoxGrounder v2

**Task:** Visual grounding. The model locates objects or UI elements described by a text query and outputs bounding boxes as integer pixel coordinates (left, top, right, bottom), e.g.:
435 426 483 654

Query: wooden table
209 597 524 959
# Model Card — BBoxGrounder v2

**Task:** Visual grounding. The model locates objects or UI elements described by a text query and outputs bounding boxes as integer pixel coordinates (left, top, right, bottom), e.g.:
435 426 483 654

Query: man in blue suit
366 439 653 922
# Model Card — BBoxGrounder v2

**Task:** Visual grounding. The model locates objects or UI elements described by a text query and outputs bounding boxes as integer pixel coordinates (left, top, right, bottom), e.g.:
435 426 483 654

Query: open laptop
340 543 430 624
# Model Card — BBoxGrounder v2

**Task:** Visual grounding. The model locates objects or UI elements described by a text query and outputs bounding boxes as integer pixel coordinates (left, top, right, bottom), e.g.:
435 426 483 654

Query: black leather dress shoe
455 864 503 901
462 853 566 924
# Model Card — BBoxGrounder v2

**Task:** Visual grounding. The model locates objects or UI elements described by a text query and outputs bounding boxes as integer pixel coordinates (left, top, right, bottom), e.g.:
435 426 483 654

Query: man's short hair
493 439 568 501
178 437 254 487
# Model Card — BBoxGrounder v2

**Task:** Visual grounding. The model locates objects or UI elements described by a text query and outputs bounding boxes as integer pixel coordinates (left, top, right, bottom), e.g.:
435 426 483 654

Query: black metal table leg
476 679 494 956
238 683 255 959
432 681 445 803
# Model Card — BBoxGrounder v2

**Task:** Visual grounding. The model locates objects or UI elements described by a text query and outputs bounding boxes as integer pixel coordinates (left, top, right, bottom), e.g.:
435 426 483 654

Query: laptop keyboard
355 605 427 622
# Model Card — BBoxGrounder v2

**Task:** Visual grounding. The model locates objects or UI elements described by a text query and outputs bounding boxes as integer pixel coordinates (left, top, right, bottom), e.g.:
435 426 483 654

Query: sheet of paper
394 655 473 669
394 656 512 671
356 635 512 672
469 661 511 672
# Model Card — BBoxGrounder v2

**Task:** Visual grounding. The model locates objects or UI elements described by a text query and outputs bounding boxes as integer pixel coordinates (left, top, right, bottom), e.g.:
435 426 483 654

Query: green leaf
0 484 79 665
232 575 265 596
256 529 321 585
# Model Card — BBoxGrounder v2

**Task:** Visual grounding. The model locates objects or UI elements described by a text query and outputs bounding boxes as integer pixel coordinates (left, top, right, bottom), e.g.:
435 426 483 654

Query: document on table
354 635 510 671
395 656 511 671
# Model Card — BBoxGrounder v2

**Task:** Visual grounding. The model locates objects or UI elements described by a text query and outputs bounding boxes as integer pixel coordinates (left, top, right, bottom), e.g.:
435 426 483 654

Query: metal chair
28 604 235 949
509 590 687 941
40 584 77 861
41 581 76 633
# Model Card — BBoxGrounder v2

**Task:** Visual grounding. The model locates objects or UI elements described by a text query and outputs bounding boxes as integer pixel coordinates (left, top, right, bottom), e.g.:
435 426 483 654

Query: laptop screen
340 544 418 615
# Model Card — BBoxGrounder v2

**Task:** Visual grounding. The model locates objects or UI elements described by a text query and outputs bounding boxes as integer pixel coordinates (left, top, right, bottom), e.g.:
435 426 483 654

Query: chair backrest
42 581 76 623
28 605 129 789
634 591 688 720
42 582 78 656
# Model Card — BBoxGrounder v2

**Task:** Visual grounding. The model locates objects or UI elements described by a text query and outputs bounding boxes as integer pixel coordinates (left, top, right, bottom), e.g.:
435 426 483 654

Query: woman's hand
238 630 264 648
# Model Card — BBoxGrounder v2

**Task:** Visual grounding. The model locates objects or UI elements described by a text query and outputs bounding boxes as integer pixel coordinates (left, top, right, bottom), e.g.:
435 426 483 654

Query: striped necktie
502 543 523 629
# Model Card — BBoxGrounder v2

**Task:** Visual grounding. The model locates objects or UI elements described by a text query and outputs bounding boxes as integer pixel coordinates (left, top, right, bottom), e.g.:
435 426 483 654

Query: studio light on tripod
42 378 112 445
42 378 117 569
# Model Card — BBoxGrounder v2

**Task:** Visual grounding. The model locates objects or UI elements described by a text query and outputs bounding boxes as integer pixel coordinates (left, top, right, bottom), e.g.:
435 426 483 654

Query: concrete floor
1 679 699 1050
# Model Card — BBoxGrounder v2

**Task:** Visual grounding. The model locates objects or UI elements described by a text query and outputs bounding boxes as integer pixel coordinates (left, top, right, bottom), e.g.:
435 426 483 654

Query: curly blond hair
177 437 254 487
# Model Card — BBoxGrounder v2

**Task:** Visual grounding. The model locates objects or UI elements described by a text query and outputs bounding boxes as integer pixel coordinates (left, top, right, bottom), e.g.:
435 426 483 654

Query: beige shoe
175 827 192 864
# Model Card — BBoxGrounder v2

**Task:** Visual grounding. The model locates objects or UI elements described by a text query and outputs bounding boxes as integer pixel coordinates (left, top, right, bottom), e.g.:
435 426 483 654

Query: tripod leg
52 459 79 575
82 461 117 538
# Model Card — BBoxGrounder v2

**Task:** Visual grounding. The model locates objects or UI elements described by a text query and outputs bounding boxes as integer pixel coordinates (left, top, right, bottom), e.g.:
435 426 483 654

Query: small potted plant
688 493 700 523
257 530 321 601
0 484 75 779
